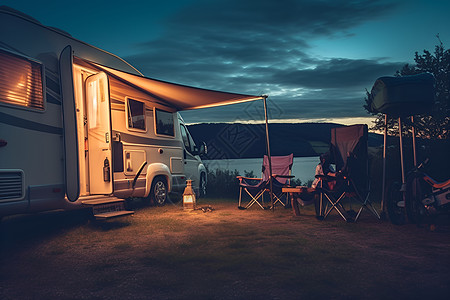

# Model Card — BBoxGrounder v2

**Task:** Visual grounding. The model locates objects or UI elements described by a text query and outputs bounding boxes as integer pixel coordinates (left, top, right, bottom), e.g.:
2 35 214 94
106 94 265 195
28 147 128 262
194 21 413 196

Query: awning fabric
88 61 263 111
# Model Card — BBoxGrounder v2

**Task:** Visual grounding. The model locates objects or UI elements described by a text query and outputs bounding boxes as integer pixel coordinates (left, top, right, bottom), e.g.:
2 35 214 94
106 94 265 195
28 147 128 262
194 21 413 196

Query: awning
76 58 275 206
79 60 264 111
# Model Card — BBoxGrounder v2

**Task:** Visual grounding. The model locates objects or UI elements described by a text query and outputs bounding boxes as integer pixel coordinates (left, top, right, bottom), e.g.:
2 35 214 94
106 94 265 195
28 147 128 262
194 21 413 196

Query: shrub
205 168 241 198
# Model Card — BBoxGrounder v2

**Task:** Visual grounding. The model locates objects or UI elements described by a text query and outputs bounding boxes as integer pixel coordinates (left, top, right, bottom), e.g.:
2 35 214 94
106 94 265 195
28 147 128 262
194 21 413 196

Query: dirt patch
1 199 449 299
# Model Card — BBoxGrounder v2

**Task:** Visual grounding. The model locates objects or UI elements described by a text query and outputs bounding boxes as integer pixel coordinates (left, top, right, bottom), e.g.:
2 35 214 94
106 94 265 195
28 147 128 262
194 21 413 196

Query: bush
205 169 241 198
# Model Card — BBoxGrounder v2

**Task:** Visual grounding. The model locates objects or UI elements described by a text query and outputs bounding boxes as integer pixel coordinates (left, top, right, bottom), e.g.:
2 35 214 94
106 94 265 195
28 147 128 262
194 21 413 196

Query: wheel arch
145 163 172 197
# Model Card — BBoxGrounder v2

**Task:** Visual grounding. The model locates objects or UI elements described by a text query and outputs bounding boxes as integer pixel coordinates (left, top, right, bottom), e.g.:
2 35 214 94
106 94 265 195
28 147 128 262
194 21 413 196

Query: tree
365 37 449 139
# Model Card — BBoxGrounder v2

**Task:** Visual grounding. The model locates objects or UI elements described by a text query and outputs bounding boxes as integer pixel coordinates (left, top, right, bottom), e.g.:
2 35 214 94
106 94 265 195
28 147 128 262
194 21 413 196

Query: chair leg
322 192 350 222
272 193 286 207
354 199 381 221
238 187 243 207
243 189 266 209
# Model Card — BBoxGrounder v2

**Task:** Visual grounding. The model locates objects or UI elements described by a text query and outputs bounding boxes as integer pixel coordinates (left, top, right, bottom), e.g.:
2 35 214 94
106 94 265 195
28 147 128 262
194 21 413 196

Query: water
204 156 319 185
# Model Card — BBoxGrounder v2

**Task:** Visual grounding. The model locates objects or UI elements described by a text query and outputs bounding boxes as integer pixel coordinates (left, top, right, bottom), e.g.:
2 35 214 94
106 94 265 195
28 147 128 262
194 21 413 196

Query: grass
1 198 450 299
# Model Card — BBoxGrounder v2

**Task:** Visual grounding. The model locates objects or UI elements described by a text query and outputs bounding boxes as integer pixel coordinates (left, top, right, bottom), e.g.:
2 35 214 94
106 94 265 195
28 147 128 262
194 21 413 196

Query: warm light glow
183 179 196 210
88 80 98 129
1 50 44 110
183 195 194 203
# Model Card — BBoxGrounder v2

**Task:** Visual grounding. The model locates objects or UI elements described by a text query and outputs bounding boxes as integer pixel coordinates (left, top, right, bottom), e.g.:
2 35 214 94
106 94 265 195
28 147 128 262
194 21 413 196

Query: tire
199 173 207 198
151 176 168 206
386 181 406 225
406 174 430 224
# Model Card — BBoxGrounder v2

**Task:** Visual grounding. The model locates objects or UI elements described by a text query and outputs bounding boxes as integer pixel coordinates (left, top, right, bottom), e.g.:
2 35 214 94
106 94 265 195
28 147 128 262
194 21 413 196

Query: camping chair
316 125 380 222
237 154 294 209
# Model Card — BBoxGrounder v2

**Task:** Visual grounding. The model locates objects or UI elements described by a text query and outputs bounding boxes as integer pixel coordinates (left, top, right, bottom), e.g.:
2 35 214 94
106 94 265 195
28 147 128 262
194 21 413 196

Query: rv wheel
151 176 168 206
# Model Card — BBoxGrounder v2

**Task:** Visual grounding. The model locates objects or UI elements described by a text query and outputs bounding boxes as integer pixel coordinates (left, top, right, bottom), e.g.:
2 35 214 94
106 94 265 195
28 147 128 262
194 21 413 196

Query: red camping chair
237 154 294 209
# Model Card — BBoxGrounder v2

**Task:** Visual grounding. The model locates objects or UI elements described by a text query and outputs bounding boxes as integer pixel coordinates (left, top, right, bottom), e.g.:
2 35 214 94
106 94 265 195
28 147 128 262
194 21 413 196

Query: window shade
0 50 44 110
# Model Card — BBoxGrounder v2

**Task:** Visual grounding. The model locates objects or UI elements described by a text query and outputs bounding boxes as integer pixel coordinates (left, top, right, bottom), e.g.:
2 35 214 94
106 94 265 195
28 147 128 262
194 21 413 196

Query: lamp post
183 180 196 210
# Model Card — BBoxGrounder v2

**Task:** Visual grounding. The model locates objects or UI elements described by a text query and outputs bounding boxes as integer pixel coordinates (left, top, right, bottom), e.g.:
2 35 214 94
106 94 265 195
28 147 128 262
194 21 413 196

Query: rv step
94 210 134 220
82 197 134 220
81 197 125 206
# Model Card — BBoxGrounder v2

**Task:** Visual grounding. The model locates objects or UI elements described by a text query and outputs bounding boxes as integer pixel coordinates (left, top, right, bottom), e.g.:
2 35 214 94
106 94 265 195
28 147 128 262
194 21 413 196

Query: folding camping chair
316 125 380 222
237 154 294 209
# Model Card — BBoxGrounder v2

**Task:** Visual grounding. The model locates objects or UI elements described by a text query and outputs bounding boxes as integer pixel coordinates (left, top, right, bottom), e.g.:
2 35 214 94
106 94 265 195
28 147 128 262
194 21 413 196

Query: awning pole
411 116 417 167
381 114 388 215
263 95 273 211
398 117 406 186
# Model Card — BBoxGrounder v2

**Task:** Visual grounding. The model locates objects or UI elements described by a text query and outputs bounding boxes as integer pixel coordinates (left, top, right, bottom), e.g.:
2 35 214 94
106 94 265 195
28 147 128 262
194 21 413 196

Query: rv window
180 124 196 154
0 50 44 110
180 125 191 151
127 98 146 131
155 109 175 137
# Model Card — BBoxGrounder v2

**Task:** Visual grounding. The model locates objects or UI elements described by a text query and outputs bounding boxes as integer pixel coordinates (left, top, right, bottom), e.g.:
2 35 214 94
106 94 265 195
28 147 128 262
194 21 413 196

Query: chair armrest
273 174 295 179
315 174 336 181
236 176 262 180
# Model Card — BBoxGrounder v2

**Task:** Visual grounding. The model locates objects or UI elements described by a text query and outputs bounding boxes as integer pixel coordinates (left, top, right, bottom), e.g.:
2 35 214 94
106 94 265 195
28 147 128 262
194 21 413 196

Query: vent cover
0 170 24 202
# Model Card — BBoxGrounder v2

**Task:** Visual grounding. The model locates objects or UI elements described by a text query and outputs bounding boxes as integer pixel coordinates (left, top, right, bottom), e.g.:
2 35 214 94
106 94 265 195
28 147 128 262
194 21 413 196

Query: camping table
282 186 317 216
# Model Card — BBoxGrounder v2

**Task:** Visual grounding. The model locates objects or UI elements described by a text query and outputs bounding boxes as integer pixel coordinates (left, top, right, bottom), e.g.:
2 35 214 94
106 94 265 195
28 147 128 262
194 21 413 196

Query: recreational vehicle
0 6 262 219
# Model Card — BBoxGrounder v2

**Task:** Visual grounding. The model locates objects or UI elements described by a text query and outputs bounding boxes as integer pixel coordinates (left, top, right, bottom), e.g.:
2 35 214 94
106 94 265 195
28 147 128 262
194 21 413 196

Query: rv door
85 72 113 195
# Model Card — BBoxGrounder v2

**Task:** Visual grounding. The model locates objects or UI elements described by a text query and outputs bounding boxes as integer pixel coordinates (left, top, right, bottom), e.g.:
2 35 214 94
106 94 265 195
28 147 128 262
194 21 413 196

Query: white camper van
0 7 261 219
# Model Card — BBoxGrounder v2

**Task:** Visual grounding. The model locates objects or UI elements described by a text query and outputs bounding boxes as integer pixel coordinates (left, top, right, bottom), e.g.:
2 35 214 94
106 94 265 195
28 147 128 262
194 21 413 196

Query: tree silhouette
365 37 449 139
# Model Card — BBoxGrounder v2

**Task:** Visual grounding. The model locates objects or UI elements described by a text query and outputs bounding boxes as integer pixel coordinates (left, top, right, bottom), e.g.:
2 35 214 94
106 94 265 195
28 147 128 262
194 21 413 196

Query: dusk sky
3 0 449 126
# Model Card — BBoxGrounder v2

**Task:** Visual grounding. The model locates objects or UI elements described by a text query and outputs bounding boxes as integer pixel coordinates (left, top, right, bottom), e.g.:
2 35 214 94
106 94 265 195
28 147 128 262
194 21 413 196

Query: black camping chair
316 125 380 222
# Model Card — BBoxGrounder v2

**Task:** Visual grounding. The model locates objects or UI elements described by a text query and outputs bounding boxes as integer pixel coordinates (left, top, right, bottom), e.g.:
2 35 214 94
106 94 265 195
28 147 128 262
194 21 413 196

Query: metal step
81 196 124 206
94 210 134 220
81 196 134 220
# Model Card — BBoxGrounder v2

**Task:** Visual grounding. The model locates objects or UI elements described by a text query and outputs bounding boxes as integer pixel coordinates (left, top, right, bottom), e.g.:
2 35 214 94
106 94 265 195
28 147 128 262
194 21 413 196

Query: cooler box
369 73 435 117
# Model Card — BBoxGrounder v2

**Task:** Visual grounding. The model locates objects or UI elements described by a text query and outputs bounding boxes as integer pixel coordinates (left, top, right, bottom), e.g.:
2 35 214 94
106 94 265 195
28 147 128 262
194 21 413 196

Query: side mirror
191 142 207 156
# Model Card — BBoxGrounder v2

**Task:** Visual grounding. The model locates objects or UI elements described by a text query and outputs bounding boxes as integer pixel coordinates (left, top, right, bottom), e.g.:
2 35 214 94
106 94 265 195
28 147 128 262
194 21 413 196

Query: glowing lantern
183 180 196 210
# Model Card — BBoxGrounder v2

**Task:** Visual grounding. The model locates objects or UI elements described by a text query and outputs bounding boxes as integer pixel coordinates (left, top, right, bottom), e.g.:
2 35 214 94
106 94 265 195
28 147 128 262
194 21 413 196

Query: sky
3 0 449 126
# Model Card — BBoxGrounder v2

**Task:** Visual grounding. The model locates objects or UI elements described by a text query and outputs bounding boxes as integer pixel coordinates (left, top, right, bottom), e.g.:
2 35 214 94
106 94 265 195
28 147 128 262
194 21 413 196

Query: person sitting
311 152 336 218
291 153 334 218
312 152 333 189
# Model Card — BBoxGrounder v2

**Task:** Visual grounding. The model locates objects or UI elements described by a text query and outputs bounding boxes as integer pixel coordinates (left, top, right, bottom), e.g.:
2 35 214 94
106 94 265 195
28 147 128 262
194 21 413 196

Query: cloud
268 58 405 89
125 0 406 122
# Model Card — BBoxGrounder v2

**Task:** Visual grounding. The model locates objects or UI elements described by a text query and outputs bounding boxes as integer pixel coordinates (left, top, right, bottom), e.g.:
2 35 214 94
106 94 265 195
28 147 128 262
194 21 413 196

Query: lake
204 156 319 184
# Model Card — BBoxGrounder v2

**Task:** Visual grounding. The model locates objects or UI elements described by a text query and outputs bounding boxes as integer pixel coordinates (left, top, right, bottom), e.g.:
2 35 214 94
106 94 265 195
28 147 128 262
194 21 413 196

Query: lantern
183 180 196 210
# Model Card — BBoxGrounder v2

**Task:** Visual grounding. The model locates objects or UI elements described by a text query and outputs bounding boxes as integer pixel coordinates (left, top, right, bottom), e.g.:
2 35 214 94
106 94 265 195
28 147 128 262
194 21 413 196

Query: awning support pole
398 117 406 186
381 114 388 214
411 116 417 167
263 95 273 211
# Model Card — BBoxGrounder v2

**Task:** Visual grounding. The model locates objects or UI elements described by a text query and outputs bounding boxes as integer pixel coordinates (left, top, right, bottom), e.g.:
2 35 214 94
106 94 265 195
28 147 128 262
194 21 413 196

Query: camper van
0 6 264 219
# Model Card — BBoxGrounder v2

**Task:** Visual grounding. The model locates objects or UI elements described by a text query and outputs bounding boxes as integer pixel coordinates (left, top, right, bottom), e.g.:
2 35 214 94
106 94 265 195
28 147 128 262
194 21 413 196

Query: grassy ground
1 198 449 299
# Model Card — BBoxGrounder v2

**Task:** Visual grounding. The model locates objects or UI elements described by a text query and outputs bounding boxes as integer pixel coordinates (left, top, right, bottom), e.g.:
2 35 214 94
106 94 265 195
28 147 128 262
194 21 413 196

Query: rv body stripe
116 131 182 148
111 98 123 105
0 111 63 135
45 75 60 95
46 92 61 105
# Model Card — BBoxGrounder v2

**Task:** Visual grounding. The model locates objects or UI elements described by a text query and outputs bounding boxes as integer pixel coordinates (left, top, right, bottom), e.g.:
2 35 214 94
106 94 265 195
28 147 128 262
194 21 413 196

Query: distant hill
187 123 383 159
